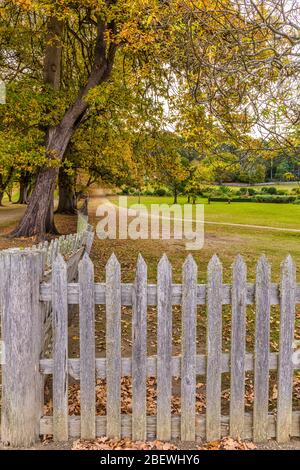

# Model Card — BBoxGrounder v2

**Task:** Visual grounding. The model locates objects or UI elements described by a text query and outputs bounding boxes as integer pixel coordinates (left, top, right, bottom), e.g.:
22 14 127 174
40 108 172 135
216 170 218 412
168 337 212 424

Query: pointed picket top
106 253 121 280
256 254 270 277
208 254 222 275
232 254 246 279
106 252 120 269
233 254 245 269
183 253 197 271
281 254 295 276
157 254 172 284
136 253 147 276
79 252 94 273
158 253 170 268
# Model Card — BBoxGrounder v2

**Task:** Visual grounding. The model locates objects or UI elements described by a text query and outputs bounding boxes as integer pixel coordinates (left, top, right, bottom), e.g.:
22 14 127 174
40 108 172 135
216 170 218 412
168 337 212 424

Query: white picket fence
1 246 300 446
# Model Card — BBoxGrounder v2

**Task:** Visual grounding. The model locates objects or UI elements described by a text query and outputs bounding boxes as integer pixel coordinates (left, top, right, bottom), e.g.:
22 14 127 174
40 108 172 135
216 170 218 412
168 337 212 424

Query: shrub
247 187 257 196
237 187 256 196
260 186 277 195
254 195 296 203
277 189 288 195
217 185 232 194
209 197 230 202
209 195 297 203
237 187 248 195
153 187 170 197
143 189 155 196
121 187 130 194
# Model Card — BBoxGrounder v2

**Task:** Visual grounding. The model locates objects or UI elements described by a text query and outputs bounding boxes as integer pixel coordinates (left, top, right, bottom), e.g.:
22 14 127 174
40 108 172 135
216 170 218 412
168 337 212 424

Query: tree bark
43 16 63 90
11 16 117 238
173 186 178 204
0 167 14 206
6 186 12 203
17 171 32 204
56 166 77 214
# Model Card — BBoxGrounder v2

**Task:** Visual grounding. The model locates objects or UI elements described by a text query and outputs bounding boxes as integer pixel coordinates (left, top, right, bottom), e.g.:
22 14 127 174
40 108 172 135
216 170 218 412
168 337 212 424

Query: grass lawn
108 194 300 283
115 195 300 230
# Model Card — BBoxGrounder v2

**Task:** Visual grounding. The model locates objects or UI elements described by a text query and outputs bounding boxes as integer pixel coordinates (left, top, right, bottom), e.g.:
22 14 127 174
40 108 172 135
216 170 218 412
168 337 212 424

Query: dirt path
0 204 26 227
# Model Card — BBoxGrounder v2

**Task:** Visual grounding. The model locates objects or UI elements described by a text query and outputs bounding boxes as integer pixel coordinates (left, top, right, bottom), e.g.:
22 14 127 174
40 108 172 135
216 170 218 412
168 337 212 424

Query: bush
207 186 234 198
153 187 170 197
276 189 288 195
293 198 300 204
237 187 248 195
217 185 232 194
254 195 296 203
143 189 155 196
260 186 277 194
209 197 230 202
121 187 139 195
209 195 297 203
247 187 257 196
236 187 257 196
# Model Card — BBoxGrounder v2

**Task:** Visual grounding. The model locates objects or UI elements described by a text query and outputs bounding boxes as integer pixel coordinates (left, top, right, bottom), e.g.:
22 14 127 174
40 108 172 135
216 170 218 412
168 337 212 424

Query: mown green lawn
114 195 300 229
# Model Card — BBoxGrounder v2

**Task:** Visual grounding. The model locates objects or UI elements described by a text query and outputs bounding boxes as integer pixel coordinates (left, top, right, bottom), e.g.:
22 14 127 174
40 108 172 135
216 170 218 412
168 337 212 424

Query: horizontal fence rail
1 250 300 446
40 281 300 305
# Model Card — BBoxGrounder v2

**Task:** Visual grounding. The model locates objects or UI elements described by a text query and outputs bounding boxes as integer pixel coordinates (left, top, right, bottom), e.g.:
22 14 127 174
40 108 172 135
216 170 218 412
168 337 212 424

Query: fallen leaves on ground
72 437 178 451
199 437 256 451
45 377 206 416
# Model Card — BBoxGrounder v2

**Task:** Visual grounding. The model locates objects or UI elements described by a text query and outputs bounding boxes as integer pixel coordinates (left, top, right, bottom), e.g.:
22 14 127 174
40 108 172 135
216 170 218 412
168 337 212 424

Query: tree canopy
0 0 299 235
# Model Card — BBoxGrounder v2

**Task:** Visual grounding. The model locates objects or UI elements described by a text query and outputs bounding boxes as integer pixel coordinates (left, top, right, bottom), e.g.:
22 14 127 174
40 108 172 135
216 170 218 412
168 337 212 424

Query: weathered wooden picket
0 219 94 446
1 250 300 447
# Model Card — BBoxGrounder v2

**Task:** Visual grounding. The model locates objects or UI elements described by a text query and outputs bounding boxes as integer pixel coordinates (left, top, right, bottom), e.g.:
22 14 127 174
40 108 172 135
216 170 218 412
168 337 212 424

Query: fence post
0 250 44 447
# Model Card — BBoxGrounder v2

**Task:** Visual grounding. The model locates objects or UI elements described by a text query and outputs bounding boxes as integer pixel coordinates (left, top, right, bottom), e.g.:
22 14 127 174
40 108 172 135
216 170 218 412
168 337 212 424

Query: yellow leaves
11 0 33 11
72 437 178 451
200 437 256 451
117 21 157 50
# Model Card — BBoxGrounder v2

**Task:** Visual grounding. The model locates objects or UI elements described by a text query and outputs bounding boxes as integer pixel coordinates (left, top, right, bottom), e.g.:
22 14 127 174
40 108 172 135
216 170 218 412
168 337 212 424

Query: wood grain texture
181 255 197 441
79 253 96 439
277 255 296 443
39 281 300 306
206 255 223 441
157 254 172 441
253 255 271 442
230 255 246 439
40 350 297 379
106 253 121 438
132 254 147 441
52 254 69 441
40 411 300 440
0 251 44 447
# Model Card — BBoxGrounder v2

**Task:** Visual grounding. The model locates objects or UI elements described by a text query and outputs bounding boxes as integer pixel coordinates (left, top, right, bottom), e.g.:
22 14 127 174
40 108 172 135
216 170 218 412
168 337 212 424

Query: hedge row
209 195 298 203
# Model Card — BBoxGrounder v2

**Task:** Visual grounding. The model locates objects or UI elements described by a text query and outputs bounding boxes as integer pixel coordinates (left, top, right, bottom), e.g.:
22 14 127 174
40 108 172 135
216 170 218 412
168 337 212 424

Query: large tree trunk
13 16 64 236
11 125 73 237
17 171 32 204
56 166 77 214
0 167 14 206
173 185 178 204
11 166 58 236
11 17 117 238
